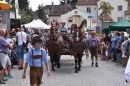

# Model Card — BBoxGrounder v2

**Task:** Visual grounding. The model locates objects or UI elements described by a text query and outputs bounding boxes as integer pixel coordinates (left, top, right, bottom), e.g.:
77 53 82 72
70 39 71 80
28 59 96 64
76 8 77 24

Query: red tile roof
77 0 99 5
44 4 76 16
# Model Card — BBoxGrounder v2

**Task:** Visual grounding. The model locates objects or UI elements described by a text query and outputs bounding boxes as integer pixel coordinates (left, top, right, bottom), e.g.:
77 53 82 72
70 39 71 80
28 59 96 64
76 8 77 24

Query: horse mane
79 19 87 30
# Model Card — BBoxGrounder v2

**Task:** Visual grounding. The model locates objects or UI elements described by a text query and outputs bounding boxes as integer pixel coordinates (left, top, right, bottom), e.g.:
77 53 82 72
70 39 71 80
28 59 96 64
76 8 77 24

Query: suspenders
31 49 43 67
90 38 98 46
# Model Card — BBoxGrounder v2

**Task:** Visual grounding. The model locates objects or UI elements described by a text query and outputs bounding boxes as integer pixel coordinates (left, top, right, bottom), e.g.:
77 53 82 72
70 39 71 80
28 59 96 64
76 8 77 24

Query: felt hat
32 36 43 45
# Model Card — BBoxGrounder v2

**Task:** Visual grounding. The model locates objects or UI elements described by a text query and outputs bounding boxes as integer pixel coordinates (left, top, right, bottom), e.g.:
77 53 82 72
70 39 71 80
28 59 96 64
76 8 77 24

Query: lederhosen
30 49 43 85
89 38 98 58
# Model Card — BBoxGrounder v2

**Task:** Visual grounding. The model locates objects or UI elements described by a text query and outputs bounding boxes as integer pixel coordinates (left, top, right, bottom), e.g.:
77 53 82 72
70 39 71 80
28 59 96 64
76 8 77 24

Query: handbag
21 32 27 47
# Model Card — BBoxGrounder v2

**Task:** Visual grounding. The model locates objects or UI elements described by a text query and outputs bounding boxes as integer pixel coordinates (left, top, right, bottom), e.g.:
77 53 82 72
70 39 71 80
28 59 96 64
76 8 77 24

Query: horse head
73 24 82 42
49 22 59 41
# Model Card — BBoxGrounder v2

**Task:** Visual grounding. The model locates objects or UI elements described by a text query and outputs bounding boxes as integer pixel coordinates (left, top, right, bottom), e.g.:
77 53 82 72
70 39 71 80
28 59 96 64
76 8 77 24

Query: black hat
32 36 43 45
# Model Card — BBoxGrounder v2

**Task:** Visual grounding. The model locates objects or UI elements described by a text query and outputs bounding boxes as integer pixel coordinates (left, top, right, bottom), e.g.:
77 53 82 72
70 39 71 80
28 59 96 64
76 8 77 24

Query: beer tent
24 19 51 29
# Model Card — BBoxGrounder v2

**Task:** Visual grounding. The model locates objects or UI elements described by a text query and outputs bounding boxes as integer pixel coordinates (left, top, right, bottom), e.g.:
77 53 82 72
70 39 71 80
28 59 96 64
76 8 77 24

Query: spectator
111 32 120 62
101 30 106 39
116 40 122 65
0 29 13 84
16 28 27 70
126 29 130 38
10 29 16 39
120 32 124 43
122 36 128 67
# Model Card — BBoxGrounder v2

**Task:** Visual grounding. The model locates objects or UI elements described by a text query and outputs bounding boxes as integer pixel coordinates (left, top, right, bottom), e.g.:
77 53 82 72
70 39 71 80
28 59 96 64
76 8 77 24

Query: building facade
44 0 130 29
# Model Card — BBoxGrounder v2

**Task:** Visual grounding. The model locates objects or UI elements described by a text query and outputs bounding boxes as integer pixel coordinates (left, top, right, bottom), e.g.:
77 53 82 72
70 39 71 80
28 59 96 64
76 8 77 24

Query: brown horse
46 22 62 71
71 25 86 73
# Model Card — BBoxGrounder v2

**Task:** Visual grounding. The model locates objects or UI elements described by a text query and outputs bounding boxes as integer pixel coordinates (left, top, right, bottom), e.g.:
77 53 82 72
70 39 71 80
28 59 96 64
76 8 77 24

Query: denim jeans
116 53 121 63
17 45 25 60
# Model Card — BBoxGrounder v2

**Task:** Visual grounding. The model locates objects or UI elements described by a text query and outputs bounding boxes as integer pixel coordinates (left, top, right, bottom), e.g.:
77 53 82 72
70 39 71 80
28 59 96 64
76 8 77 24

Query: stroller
10 45 19 68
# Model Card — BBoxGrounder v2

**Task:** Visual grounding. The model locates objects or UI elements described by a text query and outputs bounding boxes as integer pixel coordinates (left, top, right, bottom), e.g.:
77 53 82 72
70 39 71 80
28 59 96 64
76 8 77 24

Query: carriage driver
87 31 100 67
58 21 68 34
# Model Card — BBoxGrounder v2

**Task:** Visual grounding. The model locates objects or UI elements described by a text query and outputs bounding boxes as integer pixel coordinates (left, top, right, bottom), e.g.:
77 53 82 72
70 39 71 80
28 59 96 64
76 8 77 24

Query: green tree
7 0 34 23
59 0 77 5
98 1 114 22
37 4 47 24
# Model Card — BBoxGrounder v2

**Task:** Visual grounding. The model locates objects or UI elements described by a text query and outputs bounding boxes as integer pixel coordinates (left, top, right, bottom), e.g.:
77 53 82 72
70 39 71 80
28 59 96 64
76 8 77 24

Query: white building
44 0 130 29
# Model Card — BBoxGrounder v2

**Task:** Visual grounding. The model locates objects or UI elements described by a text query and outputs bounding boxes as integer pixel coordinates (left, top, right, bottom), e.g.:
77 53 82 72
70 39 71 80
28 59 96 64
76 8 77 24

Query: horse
46 22 63 71
71 25 86 73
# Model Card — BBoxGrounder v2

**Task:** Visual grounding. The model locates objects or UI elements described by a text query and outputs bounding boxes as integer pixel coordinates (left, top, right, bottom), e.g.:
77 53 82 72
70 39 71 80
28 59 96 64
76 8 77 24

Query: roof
77 0 99 5
44 4 76 16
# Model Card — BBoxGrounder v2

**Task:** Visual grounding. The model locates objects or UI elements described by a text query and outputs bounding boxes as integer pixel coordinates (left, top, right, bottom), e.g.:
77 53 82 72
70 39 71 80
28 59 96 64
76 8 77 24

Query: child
116 40 121 65
22 36 50 86
100 38 107 61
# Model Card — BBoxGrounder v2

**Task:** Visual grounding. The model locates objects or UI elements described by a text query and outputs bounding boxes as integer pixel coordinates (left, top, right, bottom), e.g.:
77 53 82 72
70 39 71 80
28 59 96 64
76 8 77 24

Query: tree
36 4 47 24
98 1 114 22
6 0 34 23
59 0 77 5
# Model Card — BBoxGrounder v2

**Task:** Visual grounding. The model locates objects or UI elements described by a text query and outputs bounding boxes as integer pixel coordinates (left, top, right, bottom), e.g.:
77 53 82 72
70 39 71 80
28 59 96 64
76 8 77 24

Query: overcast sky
28 0 60 11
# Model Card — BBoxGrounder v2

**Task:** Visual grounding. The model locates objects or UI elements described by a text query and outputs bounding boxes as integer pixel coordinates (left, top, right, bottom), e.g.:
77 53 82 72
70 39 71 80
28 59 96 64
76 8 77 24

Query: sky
29 0 60 11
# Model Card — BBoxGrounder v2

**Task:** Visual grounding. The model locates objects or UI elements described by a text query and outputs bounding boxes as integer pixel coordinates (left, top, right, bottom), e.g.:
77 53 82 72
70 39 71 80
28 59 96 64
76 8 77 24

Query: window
53 18 57 22
68 17 73 22
118 17 123 21
118 6 122 11
86 7 91 13
94 8 96 11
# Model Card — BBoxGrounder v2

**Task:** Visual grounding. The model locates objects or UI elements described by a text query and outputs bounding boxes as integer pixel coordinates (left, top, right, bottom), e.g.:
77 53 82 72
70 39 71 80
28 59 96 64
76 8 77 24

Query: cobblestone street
1 55 130 86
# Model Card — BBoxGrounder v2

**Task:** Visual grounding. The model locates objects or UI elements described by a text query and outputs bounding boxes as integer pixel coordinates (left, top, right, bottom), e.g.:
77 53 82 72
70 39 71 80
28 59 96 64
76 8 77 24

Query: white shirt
121 41 127 51
16 31 27 45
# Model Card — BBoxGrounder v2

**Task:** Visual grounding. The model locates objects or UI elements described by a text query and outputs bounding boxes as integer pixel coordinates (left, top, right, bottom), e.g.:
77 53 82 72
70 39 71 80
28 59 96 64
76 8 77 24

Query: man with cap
87 31 100 67
22 36 50 86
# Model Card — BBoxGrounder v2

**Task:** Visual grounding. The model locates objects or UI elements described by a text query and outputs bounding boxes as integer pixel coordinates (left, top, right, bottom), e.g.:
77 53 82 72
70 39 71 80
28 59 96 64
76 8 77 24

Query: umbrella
0 1 12 10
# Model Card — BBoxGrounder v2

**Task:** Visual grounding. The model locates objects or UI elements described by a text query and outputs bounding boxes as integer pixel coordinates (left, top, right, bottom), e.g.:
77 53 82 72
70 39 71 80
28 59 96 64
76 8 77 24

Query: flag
15 0 19 9
15 0 19 18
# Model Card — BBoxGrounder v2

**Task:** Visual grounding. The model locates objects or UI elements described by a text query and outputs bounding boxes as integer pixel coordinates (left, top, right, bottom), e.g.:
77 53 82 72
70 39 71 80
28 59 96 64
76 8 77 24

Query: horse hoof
75 70 78 73
52 68 55 71
57 64 60 68
78 68 81 71
54 64 56 67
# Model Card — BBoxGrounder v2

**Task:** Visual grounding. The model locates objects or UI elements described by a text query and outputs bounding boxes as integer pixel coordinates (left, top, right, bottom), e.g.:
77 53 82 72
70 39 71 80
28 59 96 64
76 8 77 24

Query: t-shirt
116 45 121 54
16 31 27 45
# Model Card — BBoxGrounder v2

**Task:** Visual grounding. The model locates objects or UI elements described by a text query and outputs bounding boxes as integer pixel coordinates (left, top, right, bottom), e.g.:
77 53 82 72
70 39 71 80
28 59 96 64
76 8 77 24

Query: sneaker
3 77 8 81
4 73 8 77
7 75 14 78
0 80 6 84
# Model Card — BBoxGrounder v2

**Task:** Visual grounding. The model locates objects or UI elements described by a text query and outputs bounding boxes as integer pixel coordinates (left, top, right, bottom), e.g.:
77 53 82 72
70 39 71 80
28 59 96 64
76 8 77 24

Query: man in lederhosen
87 31 100 67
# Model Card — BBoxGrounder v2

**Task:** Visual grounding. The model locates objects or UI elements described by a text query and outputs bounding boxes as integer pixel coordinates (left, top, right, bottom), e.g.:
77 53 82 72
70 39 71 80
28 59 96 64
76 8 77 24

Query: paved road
1 55 130 86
